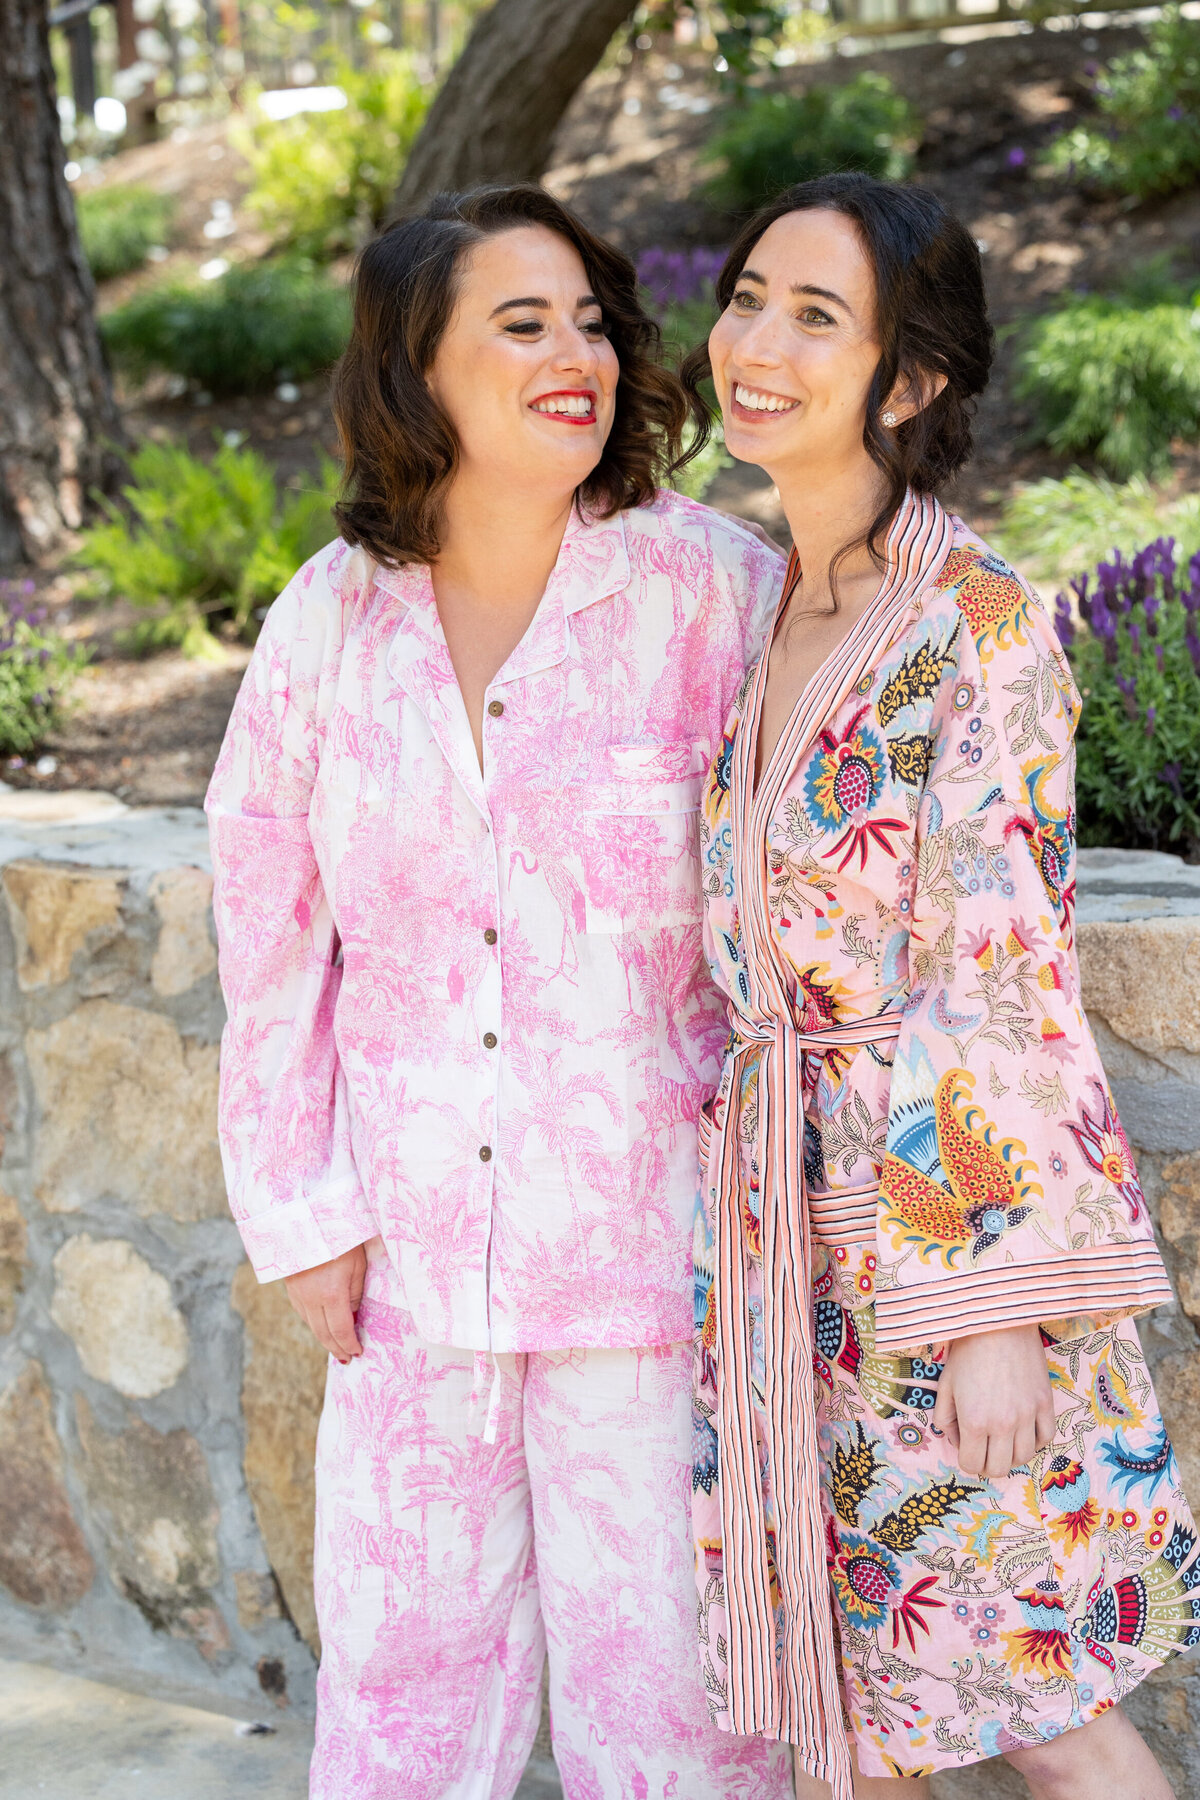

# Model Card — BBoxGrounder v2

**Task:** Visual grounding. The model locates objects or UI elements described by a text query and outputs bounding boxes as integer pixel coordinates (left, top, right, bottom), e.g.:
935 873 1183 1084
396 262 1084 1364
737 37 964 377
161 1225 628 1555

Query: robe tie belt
700 1010 903 1800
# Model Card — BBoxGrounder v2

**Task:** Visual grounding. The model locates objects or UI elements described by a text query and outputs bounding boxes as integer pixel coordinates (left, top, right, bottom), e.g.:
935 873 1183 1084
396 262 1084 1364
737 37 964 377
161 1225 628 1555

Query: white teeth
534 395 593 416
735 383 797 414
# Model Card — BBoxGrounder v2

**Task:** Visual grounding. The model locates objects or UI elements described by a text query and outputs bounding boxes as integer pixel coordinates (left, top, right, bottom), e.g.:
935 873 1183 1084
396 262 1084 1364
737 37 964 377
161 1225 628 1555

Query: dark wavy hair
332 185 698 566
681 171 994 580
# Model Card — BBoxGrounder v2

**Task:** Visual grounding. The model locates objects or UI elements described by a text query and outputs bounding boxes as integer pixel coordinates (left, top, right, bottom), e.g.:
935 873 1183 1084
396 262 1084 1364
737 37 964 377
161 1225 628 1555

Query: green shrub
237 54 431 257
1044 7 1200 200
75 439 341 657
76 184 174 281
101 259 350 397
998 470 1200 584
1056 540 1200 859
1013 270 1200 479
0 581 86 756
704 73 916 211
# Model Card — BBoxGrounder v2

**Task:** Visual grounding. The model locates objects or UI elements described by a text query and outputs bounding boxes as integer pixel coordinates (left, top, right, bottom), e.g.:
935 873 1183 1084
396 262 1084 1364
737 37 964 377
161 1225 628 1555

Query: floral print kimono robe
691 491 1197 1794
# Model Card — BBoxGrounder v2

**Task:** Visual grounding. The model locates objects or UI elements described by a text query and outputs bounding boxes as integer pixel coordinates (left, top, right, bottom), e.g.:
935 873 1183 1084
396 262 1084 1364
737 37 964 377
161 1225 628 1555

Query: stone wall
0 790 323 1719
0 795 1197 1791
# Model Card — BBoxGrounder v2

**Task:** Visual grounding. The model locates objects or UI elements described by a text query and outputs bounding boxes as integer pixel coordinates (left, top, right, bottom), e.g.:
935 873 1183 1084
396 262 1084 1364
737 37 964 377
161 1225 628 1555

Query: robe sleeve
204 544 377 1282
873 561 1174 1355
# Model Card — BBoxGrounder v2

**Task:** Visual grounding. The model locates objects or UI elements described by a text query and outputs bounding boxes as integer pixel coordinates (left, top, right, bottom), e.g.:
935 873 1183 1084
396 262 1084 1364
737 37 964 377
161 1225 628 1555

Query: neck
772 452 893 607
435 465 577 607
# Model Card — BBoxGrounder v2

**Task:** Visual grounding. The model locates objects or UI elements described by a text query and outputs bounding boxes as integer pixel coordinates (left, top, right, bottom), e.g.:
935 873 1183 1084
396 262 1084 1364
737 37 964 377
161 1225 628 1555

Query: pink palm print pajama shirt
206 493 794 1798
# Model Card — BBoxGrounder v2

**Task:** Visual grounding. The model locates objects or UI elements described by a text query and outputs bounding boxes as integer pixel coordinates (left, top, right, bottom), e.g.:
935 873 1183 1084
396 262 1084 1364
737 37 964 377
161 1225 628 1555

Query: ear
884 366 948 425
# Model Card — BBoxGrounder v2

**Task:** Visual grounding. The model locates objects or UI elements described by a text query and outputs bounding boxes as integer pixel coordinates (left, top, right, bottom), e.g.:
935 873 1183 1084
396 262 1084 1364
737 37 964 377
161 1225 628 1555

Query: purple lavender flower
1129 619 1142 656
1169 106 1184 122
1007 147 1027 169
637 245 726 311
1163 762 1183 795
1145 704 1158 737
1187 625 1200 674
1054 590 1075 648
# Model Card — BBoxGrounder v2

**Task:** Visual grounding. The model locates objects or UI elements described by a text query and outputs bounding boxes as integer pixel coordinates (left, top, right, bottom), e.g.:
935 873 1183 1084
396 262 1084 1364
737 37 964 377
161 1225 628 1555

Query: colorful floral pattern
692 510 1194 1778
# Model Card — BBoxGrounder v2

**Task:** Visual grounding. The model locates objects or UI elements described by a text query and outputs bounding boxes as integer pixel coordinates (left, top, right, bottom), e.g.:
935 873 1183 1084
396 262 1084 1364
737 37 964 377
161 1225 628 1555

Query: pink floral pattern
206 494 783 1348
310 1243 795 1799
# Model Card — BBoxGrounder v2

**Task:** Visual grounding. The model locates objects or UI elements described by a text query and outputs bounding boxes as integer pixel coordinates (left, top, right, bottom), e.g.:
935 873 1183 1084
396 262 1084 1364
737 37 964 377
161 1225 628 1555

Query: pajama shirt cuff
873 1238 1176 1355
235 1180 378 1282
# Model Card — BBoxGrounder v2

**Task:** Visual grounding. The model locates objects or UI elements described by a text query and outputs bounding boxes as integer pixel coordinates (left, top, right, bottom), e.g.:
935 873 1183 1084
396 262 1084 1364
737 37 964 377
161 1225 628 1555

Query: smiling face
427 224 620 505
708 208 887 487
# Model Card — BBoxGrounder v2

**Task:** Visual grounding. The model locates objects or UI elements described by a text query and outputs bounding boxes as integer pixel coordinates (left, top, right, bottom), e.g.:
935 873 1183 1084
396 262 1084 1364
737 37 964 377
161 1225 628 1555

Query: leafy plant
1044 7 1200 200
237 54 431 258
1057 539 1200 859
998 470 1200 584
101 259 350 397
75 439 341 657
1013 269 1200 479
76 184 174 281
0 581 86 756
703 73 917 212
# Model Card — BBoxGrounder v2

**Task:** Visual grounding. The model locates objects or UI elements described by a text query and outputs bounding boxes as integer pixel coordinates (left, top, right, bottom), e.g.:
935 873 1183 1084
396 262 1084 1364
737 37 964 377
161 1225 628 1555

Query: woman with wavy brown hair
687 172 1190 1800
206 184 794 1799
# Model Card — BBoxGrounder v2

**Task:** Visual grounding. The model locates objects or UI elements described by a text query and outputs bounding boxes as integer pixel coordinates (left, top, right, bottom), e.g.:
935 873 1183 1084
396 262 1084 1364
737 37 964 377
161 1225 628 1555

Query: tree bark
391 0 638 218
0 0 124 565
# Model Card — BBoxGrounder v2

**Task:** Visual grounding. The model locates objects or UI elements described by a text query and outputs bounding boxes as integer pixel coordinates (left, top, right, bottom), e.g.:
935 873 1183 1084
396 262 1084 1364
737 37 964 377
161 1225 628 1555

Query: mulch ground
8 21 1200 807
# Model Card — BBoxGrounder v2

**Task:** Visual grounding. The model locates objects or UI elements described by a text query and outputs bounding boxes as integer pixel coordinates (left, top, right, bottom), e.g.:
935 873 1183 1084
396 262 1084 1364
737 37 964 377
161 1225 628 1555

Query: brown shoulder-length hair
332 184 698 567
680 171 994 586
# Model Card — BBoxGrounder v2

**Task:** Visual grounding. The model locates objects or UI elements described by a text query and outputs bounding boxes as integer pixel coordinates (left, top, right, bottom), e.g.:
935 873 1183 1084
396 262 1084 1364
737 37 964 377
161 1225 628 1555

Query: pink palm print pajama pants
310 1249 793 1800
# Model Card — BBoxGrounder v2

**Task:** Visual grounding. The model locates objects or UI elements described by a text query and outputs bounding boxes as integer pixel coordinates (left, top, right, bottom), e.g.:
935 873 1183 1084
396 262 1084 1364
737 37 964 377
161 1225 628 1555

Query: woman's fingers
1011 1419 1038 1471
322 1294 364 1362
1035 1397 1058 1453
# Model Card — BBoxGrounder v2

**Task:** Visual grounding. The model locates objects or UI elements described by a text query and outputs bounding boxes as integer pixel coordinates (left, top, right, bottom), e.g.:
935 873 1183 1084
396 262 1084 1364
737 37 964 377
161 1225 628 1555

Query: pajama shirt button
483 1032 498 1049
487 700 505 717
483 927 497 944
479 1145 493 1162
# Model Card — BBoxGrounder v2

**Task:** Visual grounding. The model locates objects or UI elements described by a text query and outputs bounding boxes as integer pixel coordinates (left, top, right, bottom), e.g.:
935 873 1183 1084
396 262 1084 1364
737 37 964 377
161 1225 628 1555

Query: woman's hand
284 1244 367 1363
932 1324 1057 1480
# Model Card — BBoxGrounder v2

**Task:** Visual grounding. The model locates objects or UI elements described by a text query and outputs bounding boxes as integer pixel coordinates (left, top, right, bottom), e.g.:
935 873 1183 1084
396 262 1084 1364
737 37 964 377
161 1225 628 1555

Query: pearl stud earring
882 410 898 427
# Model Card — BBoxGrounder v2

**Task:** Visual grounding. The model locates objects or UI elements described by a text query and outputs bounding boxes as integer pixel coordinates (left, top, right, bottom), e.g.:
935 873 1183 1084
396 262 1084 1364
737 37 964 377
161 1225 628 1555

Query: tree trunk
0 0 124 565
391 0 638 218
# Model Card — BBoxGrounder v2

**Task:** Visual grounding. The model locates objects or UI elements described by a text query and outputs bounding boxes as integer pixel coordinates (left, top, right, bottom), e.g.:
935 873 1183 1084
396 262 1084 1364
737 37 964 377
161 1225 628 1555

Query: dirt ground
10 21 1200 807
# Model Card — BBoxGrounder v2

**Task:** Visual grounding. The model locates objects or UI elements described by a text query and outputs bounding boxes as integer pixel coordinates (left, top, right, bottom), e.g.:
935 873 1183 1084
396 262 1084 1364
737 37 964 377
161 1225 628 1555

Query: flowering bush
0 582 85 756
1057 538 1200 858
1044 7 1200 200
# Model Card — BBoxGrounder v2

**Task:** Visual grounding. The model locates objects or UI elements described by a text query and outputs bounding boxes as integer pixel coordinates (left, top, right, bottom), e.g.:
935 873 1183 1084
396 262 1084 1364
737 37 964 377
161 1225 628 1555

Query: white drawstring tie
471 1350 505 1445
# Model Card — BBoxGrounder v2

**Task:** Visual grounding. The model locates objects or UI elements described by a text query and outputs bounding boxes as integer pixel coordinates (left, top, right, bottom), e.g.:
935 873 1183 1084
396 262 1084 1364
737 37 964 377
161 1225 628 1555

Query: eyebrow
737 268 851 312
488 293 601 318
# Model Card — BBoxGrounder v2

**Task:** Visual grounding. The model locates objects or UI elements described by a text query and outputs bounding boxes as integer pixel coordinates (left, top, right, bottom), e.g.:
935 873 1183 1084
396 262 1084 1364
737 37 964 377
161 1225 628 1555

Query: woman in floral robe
685 173 1194 1799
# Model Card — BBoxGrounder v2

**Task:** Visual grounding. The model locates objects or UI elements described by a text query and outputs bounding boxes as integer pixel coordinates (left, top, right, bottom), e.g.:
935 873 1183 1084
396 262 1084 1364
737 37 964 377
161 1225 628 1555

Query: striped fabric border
808 1184 879 1245
874 1241 1175 1354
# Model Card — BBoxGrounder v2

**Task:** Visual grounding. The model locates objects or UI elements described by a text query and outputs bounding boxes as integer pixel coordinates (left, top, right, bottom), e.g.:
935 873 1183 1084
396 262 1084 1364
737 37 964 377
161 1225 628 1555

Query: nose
731 305 784 371
549 317 600 379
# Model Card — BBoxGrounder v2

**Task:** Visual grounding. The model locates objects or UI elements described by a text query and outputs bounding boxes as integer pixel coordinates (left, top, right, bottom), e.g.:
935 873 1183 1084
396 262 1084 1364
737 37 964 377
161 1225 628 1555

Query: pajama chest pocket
574 743 704 934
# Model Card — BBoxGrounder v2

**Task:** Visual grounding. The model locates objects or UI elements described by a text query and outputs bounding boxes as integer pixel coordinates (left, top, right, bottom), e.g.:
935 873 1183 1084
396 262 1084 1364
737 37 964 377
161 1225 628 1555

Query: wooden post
65 14 96 118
